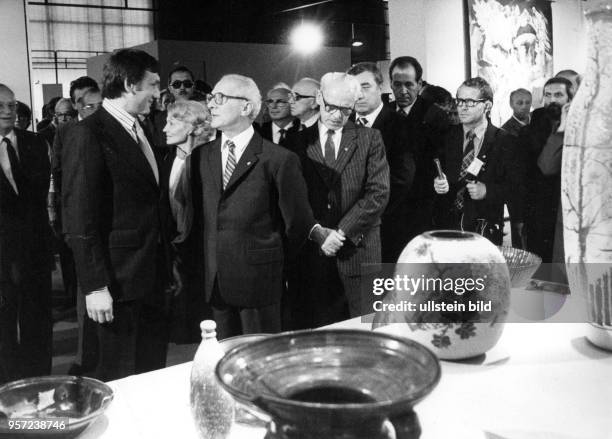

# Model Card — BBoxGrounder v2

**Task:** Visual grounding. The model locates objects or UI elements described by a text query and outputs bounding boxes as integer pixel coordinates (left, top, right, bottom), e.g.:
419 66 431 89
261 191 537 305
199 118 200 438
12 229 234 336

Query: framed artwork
465 0 553 126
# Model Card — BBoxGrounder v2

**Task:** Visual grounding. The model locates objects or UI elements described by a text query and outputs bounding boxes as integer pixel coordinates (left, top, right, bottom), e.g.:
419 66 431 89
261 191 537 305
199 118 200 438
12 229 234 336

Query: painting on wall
466 0 553 126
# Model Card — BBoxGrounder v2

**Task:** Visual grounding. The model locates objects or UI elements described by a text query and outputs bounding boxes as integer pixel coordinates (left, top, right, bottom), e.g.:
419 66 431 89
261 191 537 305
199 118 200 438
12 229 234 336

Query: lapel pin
247 161 251 166
344 147 348 151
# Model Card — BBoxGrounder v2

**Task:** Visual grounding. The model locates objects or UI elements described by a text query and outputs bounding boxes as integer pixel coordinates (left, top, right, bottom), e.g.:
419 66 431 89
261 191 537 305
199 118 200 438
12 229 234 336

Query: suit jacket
501 116 527 137
190 130 315 308
62 107 172 302
434 123 516 236
258 119 300 146
0 129 53 282
286 122 390 276
51 120 78 227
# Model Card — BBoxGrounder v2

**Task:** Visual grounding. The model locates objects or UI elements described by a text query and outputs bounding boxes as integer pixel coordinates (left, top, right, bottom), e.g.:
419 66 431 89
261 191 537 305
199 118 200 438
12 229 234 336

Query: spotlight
350 24 363 48
352 41 363 47
290 22 324 54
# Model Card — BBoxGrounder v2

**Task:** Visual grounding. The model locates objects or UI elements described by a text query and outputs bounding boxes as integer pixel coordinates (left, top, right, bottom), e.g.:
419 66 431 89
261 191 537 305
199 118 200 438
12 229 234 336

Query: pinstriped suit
286 121 389 324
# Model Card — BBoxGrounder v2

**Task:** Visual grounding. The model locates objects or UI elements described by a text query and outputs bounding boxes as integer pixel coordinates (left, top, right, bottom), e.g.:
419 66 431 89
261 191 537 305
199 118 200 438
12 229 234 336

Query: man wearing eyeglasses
168 66 196 103
191 74 316 339
0 84 54 385
289 78 320 130
284 72 390 327
259 84 299 145
433 77 515 244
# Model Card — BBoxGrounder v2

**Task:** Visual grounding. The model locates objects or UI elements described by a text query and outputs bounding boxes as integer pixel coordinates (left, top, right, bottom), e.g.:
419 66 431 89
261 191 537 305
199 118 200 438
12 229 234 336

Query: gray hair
219 74 262 121
167 100 213 144
320 72 361 101
54 97 74 112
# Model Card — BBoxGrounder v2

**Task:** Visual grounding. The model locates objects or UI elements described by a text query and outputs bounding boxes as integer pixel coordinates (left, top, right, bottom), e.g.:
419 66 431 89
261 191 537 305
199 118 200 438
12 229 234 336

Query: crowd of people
0 47 579 383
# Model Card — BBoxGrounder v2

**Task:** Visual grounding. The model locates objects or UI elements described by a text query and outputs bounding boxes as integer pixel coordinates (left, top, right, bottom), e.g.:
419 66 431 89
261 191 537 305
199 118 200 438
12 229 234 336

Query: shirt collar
464 118 488 142
358 103 384 126
2 129 16 144
512 114 529 126
103 98 137 128
272 120 293 134
221 125 255 152
318 120 342 139
396 101 415 116
303 113 320 128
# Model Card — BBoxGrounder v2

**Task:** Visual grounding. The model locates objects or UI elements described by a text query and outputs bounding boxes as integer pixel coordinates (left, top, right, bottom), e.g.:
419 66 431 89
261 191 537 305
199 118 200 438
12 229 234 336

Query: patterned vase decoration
372 230 511 360
562 0 612 351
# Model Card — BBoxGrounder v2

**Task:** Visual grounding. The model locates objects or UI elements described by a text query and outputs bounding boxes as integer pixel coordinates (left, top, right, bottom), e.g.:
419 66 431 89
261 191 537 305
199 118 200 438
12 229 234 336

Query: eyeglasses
55 112 75 119
289 92 315 102
0 102 17 112
206 92 249 106
170 80 194 89
321 95 353 117
265 99 290 107
454 98 487 108
82 102 101 110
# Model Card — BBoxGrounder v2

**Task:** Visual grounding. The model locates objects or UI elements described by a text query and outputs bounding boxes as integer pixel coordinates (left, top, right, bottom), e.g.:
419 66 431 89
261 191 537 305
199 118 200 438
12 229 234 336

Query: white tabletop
81 320 612 439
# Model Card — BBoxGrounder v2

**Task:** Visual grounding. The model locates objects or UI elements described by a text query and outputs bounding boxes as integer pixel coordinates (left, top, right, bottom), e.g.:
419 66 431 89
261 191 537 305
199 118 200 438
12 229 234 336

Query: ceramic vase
372 230 511 359
562 0 612 351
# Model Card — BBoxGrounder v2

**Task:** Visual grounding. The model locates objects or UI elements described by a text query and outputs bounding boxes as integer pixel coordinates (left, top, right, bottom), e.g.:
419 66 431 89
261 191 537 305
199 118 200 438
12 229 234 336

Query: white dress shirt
272 121 293 144
356 103 384 128
0 130 19 193
463 119 488 156
318 121 342 159
221 125 254 170
302 113 320 129
396 101 415 117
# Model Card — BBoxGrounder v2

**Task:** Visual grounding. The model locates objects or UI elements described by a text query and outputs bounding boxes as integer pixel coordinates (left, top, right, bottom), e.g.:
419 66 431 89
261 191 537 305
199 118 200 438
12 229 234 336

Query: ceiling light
290 22 324 54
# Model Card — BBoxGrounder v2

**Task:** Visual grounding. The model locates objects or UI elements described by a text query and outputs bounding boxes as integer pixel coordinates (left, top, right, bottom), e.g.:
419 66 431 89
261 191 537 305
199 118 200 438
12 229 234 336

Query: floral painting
466 0 553 126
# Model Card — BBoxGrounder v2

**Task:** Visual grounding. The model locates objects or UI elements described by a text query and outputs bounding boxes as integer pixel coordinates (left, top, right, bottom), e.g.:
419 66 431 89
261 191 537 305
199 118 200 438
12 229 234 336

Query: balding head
54 98 75 126
290 77 320 120
317 72 360 130
0 84 17 135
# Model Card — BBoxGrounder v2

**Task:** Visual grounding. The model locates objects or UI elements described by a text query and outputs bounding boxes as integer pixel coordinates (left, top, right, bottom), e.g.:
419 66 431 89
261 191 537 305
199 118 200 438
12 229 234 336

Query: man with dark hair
433 77 515 244
502 88 532 137
0 84 54 384
15 101 32 130
555 69 581 95
168 66 196 103
63 48 172 380
69 76 99 105
519 76 573 274
387 56 436 241
347 61 416 262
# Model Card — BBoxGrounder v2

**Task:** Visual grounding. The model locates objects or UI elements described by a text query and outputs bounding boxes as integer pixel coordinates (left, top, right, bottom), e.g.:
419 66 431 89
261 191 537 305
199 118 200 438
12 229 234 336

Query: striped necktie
454 130 476 212
357 117 368 127
223 140 236 189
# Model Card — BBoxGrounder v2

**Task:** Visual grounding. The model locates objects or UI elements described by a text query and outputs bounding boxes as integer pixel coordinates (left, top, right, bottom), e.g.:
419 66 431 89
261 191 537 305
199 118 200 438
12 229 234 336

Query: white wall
389 0 589 96
0 0 32 109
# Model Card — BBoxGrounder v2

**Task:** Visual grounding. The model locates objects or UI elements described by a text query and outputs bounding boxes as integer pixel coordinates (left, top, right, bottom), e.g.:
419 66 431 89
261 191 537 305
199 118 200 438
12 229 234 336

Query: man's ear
241 101 253 117
124 78 135 95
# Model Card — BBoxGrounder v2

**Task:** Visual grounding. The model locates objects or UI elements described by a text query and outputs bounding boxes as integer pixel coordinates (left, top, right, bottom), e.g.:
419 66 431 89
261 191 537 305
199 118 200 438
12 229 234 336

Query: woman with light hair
163 99 215 342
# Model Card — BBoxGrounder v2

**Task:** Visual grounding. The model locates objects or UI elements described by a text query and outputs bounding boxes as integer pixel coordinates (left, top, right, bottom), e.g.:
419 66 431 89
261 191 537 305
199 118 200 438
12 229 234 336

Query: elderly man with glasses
258 83 299 145
289 77 320 130
283 72 390 328
433 77 516 244
190 74 318 339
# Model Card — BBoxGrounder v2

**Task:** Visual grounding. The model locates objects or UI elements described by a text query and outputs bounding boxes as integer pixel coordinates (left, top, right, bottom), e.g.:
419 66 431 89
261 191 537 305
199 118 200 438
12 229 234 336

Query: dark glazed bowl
0 376 113 438
497 246 542 287
216 329 440 432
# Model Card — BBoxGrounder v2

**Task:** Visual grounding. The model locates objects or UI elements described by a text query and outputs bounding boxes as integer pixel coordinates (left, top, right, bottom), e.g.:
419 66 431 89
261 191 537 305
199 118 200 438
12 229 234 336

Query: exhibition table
80 318 612 439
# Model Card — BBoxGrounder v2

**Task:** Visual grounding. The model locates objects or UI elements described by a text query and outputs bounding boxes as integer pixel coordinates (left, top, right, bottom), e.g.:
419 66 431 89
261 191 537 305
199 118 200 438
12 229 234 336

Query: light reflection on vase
562 0 612 351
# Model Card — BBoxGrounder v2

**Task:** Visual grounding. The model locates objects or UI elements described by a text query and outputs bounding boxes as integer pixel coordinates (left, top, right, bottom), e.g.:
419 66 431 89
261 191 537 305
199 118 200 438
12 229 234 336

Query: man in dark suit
433 77 515 245
63 49 172 381
501 88 532 137
347 62 416 262
387 56 437 241
191 74 317 339
285 72 390 326
258 84 300 145
0 84 54 384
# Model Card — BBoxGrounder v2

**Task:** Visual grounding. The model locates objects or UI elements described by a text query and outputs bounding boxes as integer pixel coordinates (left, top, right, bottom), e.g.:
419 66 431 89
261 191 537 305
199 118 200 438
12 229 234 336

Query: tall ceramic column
562 0 612 350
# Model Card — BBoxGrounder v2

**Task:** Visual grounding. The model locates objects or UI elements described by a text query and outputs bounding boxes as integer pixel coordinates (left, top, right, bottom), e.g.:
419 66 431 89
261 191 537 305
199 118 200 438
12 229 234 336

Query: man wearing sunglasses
433 77 516 244
289 78 320 130
191 74 316 339
284 72 390 327
168 66 196 102
259 84 299 145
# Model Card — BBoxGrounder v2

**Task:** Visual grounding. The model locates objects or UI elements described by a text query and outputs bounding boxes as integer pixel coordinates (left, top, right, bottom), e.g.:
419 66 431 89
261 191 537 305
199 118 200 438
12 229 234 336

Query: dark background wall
155 0 388 63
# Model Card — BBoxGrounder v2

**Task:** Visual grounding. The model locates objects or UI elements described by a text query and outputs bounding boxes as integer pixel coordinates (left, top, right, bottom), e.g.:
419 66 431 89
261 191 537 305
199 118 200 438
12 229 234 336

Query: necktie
299 123 306 131
132 122 159 184
223 140 236 189
454 130 476 212
2 137 24 194
357 117 368 127
278 128 286 144
324 129 335 166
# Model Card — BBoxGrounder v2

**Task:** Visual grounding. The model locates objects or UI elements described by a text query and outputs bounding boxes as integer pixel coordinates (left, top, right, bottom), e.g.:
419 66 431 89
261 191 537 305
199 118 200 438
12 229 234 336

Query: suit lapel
207 138 222 194
98 108 158 188
304 125 333 187
333 122 358 175
222 131 262 195
477 124 499 163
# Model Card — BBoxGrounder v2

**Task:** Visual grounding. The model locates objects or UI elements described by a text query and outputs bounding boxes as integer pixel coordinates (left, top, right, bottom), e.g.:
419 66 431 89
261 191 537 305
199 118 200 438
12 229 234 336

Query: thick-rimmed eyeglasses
321 95 353 117
206 92 249 106
265 99 290 107
289 92 315 102
82 102 102 110
170 80 194 89
454 98 487 108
